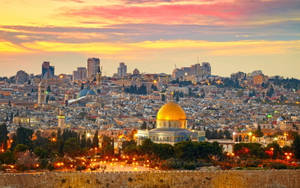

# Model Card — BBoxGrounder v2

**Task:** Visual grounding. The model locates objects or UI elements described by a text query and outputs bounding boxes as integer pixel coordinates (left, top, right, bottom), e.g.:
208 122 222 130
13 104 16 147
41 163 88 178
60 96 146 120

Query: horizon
1 61 300 80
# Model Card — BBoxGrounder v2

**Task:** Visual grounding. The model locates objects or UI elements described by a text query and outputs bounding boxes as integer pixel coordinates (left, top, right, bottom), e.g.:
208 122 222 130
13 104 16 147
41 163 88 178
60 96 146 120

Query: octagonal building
136 102 192 145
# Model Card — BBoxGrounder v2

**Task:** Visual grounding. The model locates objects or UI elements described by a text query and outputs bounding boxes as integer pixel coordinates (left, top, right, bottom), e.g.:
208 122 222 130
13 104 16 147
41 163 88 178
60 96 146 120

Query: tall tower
38 81 46 106
57 109 65 128
42 61 55 79
87 58 100 80
96 66 102 87
117 62 127 78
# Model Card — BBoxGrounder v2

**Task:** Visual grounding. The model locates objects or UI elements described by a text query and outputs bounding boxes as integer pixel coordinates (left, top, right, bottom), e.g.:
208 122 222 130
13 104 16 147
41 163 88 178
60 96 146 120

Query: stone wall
0 170 299 188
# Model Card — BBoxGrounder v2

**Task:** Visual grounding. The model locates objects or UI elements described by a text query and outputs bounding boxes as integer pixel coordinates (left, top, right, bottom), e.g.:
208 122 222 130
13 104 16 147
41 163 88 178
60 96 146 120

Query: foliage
234 143 265 159
124 85 147 95
270 77 300 90
151 84 158 91
292 134 300 159
254 125 264 137
92 130 99 148
137 139 223 163
122 140 138 155
101 135 114 155
266 142 282 159
140 121 147 130
63 138 81 157
0 151 15 164
138 139 156 156
14 144 29 153
0 123 9 150
154 144 174 160
12 127 34 150
34 147 49 159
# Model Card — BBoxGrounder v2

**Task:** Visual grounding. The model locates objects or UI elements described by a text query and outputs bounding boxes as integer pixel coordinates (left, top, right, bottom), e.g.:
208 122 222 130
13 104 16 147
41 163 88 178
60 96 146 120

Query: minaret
38 81 46 106
57 108 65 128
96 66 102 88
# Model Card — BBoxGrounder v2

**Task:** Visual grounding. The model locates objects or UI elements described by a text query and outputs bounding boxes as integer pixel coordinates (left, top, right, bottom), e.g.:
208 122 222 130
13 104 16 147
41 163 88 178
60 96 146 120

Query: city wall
0 170 299 188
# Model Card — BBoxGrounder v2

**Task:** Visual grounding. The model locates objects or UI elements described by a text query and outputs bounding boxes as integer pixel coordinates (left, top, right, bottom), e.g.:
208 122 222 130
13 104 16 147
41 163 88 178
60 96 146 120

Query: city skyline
0 0 300 78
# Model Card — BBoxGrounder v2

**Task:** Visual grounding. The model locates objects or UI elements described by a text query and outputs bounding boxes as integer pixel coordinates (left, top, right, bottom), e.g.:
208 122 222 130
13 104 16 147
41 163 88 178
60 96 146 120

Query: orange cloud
8 39 297 57
0 41 29 54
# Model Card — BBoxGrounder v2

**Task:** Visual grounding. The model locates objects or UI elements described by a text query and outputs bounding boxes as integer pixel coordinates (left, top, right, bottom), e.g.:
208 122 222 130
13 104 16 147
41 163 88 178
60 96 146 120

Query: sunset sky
0 0 299 78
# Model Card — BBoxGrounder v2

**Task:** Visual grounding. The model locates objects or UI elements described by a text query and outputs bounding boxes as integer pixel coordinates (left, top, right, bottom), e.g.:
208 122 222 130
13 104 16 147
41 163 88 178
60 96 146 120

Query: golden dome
157 102 186 121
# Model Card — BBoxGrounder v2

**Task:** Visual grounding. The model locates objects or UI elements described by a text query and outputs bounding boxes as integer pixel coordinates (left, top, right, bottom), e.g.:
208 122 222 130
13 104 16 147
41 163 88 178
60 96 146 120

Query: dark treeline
124 85 147 95
0 123 100 170
122 139 223 170
270 77 300 90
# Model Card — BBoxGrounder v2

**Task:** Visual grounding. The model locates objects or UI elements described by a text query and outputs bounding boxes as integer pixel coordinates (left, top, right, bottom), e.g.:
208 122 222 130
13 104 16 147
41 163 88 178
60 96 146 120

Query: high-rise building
172 62 211 80
73 67 87 81
87 58 100 79
117 62 127 78
42 61 55 79
202 62 211 76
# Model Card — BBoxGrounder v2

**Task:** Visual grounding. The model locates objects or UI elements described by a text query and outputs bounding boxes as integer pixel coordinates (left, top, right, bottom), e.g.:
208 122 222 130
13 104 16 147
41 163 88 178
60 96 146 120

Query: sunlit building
117 62 127 78
137 102 203 145
42 61 55 79
87 58 100 79
73 67 87 81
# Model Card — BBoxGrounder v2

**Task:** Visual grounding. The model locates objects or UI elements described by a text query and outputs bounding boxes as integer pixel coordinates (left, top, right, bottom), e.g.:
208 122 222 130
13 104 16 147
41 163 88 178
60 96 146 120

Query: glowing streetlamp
87 133 91 138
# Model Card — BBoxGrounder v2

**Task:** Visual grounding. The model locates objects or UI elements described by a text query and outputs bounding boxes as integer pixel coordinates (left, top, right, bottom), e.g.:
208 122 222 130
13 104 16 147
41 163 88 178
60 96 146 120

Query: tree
140 121 147 130
101 135 114 155
154 144 174 160
224 130 232 139
174 141 197 161
34 147 49 159
0 151 15 164
14 144 29 153
139 139 155 156
151 84 158 91
234 143 265 159
0 123 9 150
47 85 51 92
80 133 87 149
63 138 80 157
86 138 92 148
175 95 179 102
267 86 274 97
161 94 166 102
92 130 99 148
122 140 138 155
254 125 264 137
266 142 281 159
33 130 49 149
292 134 300 159
12 127 33 149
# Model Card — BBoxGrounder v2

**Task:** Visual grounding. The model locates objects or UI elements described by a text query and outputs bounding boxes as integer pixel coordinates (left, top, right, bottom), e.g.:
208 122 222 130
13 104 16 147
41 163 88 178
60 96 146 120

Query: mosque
136 102 204 145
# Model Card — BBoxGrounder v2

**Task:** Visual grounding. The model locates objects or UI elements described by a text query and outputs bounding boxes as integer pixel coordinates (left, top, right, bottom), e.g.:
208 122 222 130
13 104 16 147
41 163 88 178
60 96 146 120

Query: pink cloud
65 3 241 24
63 0 300 25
